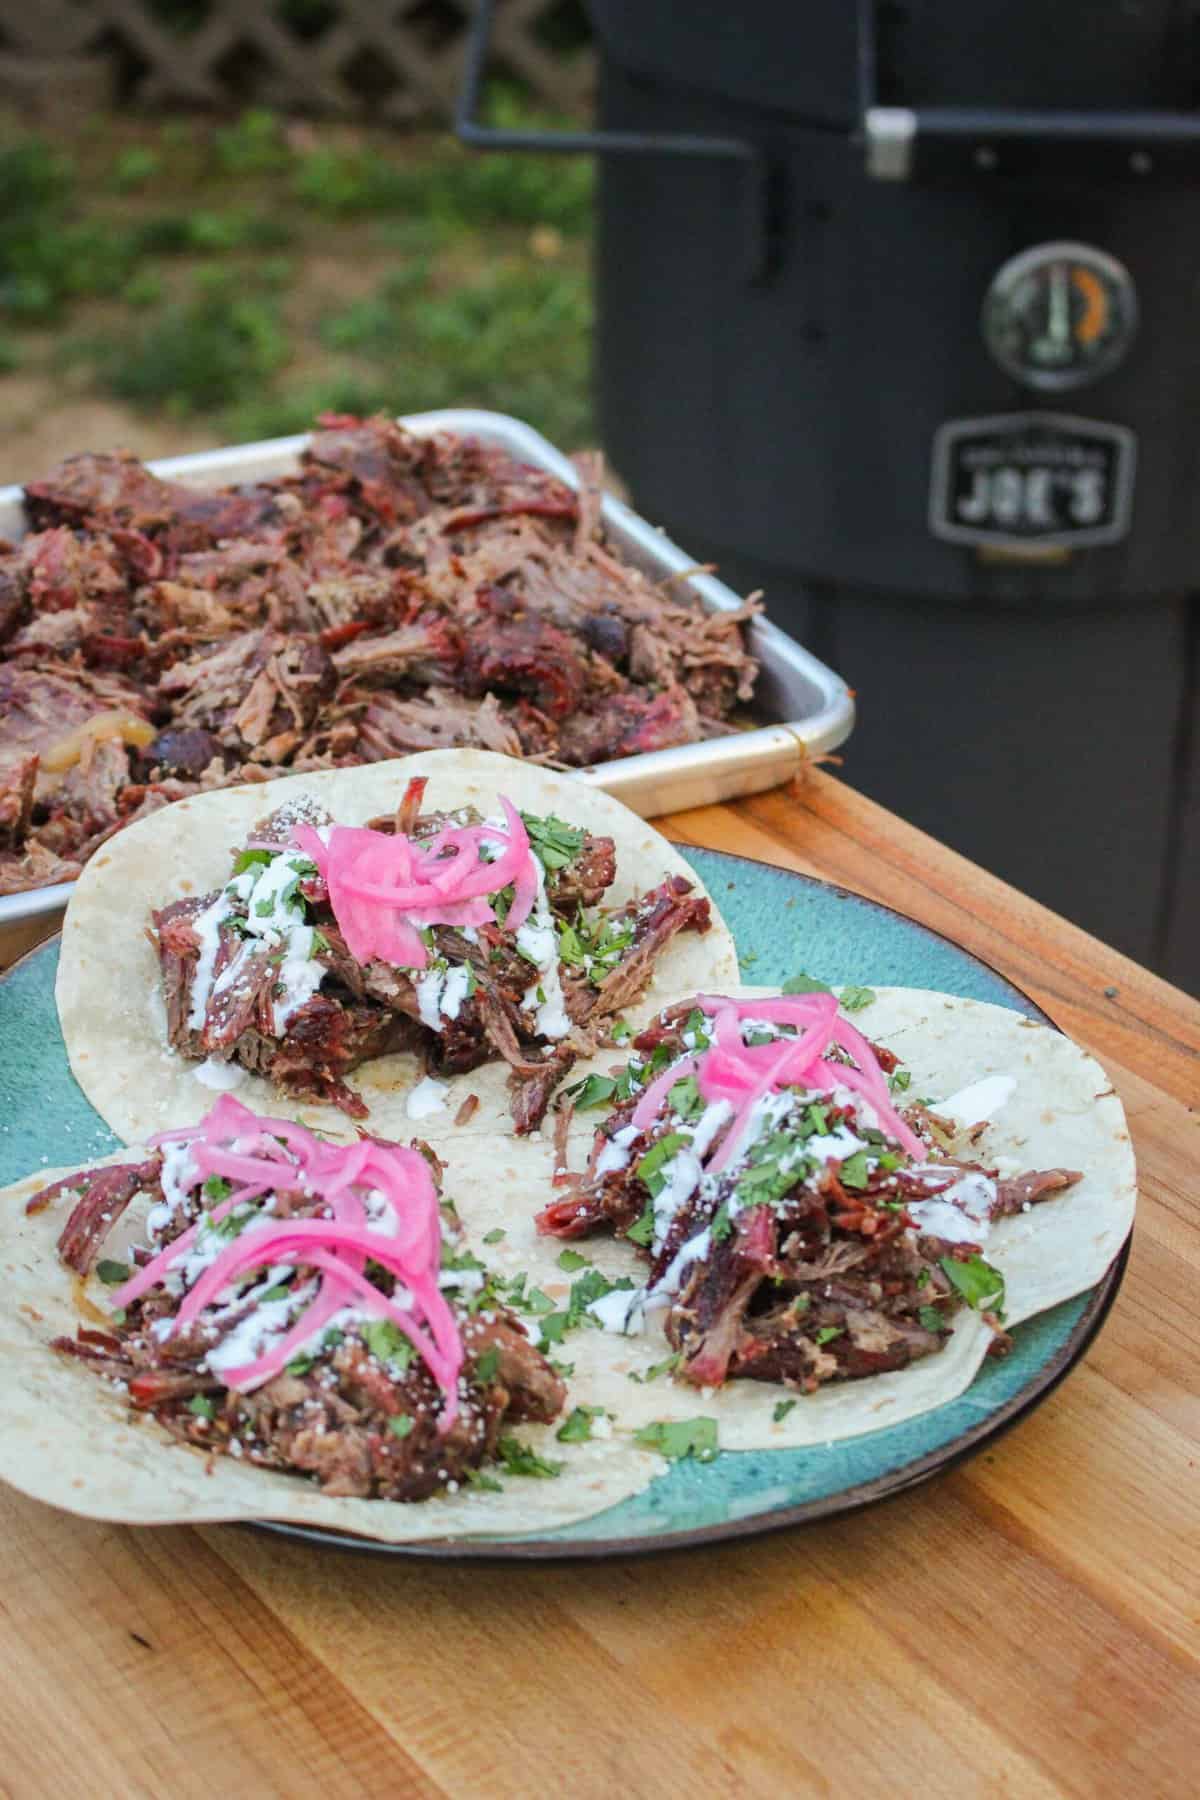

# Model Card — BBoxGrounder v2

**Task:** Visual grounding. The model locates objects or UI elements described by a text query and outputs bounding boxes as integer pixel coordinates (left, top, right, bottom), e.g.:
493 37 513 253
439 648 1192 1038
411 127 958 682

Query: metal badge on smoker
928 413 1136 550
981 242 1139 392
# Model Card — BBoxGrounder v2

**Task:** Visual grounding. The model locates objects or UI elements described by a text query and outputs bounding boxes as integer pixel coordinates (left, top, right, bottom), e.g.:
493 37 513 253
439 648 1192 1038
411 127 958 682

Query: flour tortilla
56 749 738 1147
414 985 1136 1454
0 1155 663 1541
0 984 1134 1538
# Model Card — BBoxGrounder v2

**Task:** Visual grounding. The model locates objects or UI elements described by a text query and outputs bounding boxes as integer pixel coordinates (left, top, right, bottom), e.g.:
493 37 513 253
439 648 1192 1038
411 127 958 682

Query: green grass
0 92 596 451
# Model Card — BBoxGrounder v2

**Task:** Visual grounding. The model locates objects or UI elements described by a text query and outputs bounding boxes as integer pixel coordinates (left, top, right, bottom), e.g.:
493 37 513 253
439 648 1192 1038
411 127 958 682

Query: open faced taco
56 748 738 1145
0 1097 663 1541
402 984 1136 1455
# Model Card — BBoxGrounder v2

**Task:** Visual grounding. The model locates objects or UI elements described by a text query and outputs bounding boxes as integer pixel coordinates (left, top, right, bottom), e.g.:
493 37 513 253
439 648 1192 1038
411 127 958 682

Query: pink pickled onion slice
611 990 922 1197
119 1099 463 1430
291 794 536 970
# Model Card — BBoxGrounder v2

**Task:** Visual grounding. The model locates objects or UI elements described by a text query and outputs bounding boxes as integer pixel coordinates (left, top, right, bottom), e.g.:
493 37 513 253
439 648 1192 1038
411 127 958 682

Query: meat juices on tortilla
56 748 739 1146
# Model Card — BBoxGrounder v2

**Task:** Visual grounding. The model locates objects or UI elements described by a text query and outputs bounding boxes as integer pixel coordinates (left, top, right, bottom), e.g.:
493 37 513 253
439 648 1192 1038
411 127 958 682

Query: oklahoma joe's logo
929 413 1136 550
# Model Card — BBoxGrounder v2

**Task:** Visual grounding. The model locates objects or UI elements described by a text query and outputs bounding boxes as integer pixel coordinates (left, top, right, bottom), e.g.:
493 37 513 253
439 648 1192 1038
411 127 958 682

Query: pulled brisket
2 414 759 894
33 1150 566 1501
155 785 713 1132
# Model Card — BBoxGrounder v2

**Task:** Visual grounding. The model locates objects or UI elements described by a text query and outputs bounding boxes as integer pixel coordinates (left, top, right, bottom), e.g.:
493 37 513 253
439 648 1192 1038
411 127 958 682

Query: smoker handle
455 0 777 282
858 0 1200 179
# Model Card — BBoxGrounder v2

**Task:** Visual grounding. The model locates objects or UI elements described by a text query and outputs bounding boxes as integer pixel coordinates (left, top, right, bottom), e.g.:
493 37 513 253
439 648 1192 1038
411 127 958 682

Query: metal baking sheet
0 408 853 943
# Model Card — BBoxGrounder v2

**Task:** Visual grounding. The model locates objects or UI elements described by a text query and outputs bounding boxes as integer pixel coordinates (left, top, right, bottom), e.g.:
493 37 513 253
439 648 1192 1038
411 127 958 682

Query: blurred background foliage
0 90 595 475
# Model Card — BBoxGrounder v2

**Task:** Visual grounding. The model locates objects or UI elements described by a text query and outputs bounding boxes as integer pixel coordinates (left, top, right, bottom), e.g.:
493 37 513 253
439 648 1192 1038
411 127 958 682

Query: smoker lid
586 0 1194 131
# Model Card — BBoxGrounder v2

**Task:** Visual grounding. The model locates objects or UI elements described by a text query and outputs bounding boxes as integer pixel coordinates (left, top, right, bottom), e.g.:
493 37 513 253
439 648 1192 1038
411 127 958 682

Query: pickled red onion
292 795 536 970
623 991 923 1179
110 1096 463 1430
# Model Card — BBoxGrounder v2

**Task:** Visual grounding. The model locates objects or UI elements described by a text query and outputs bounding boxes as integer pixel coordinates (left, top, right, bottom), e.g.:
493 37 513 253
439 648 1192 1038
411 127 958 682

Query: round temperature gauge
981 242 1138 392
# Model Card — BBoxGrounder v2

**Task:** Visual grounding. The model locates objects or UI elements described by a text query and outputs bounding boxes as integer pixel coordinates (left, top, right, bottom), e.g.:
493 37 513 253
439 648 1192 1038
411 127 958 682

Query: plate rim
2 848 1127 1560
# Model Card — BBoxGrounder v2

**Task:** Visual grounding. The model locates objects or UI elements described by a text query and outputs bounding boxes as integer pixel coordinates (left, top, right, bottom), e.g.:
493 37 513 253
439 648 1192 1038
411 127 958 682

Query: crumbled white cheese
406 1075 449 1119
193 1057 246 1092
515 858 570 1040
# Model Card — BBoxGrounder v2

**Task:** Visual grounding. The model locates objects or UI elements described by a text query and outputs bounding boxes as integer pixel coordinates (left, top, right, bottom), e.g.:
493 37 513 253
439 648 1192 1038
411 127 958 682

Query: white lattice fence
0 0 593 122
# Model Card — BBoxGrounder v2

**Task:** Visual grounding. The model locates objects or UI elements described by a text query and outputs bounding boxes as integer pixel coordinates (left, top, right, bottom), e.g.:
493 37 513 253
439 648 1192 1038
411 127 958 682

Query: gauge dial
982 243 1138 392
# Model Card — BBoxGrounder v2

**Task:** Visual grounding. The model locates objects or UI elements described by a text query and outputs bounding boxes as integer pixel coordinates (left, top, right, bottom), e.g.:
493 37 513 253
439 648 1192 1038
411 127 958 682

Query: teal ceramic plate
0 849 1126 1559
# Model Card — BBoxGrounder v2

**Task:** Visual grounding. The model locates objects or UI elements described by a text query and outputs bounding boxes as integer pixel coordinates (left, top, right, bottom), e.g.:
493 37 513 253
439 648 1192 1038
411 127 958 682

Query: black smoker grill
459 0 1200 995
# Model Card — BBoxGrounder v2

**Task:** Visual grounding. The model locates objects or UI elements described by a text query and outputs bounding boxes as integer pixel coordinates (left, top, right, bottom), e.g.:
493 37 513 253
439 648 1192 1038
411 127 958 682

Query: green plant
213 109 291 176
121 270 164 308
110 145 160 191
96 281 290 416
291 146 409 216
313 255 592 447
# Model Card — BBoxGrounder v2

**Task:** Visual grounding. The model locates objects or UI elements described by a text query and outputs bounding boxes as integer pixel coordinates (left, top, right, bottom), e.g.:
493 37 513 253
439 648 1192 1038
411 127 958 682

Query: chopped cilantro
492 883 515 926
322 1327 344 1349
580 914 635 984
311 928 331 955
888 1067 912 1095
482 1227 506 1245
361 1319 415 1370
838 1150 871 1190
918 1305 945 1332
804 1102 830 1136
387 1415 415 1440
95 1259 130 1285
202 1175 231 1204
940 1254 1006 1317
232 848 272 874
566 1072 619 1111
523 1287 555 1317
466 1468 504 1493
629 1354 681 1384
783 973 833 995
633 1417 719 1462
610 1017 632 1044
566 1267 634 1329
815 1326 843 1346
625 1199 655 1247
710 1200 733 1243
772 1398 798 1424
496 1436 564 1479
839 986 876 1012
522 812 585 871
549 1358 575 1379
556 1248 591 1272
440 1246 486 1276
285 1354 314 1376
668 1075 703 1120
536 1311 569 1344
187 1394 217 1419
683 1008 712 1050
555 919 586 965
635 1132 689 1197
474 1346 501 1383
555 1405 606 1444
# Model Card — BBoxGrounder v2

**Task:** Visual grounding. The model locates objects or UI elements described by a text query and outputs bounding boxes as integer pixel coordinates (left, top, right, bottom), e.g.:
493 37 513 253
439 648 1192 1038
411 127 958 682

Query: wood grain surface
1 768 1196 1799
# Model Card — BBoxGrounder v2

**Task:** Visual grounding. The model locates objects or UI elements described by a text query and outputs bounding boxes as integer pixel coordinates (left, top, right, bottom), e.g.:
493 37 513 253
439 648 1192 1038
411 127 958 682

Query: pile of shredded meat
155 781 713 1130
539 1001 1082 1390
31 1140 566 1502
0 414 759 897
